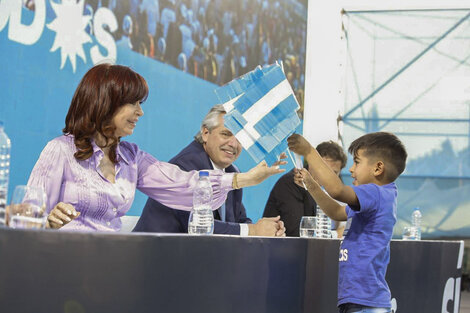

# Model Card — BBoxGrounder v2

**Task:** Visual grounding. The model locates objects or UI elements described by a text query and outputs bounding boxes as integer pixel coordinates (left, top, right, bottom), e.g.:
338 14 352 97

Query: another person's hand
248 215 286 237
5 203 35 226
46 202 80 229
275 218 286 237
287 134 313 157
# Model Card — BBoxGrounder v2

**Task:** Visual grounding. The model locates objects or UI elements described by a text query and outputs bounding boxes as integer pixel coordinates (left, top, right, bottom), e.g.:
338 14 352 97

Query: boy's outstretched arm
294 169 347 221
287 134 359 206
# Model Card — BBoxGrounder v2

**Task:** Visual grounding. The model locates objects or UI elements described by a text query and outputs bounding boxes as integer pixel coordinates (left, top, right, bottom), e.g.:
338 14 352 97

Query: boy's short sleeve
350 184 379 214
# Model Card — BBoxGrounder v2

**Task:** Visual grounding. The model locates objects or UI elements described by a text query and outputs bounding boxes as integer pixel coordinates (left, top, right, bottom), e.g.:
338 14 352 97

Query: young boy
287 132 407 313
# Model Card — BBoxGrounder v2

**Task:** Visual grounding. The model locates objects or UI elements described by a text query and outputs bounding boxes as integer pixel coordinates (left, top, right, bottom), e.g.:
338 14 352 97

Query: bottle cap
414 207 420 211
199 171 209 177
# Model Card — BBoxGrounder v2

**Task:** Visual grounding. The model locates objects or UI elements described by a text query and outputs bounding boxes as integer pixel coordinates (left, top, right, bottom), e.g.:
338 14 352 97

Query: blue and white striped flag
215 63 301 164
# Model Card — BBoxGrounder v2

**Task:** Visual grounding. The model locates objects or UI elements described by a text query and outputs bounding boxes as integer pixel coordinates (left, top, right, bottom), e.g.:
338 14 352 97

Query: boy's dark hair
316 141 347 169
348 132 407 182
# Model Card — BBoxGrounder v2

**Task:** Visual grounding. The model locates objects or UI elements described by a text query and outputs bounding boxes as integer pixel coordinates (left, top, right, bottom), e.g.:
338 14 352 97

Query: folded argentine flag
215 63 301 164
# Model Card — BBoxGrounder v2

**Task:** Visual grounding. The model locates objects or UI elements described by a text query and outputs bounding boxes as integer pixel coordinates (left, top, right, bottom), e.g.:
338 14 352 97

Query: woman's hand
287 134 313 157
246 159 287 185
46 202 80 229
236 154 287 188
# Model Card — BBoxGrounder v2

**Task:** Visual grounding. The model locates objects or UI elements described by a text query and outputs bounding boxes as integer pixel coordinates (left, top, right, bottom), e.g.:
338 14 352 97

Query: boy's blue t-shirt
338 182 397 308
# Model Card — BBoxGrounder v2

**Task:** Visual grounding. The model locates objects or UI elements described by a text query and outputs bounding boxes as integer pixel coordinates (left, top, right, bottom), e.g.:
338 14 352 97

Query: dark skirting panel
0 228 463 313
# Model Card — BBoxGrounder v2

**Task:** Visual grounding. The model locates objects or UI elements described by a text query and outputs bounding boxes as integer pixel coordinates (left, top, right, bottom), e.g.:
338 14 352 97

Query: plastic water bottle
188 171 214 235
411 207 422 240
0 122 11 226
315 205 331 238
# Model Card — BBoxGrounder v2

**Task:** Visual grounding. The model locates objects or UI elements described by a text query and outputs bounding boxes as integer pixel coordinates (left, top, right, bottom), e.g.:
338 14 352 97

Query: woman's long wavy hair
63 63 148 164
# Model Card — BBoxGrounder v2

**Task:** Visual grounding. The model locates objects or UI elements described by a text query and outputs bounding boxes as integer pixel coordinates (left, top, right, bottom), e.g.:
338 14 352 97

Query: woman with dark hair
27 63 285 232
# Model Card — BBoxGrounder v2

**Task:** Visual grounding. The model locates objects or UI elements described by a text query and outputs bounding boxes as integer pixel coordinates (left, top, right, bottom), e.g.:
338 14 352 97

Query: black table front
0 228 463 313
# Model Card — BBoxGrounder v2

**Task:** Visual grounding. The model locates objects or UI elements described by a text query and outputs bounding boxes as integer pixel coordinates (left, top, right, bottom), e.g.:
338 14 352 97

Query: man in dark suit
133 105 285 236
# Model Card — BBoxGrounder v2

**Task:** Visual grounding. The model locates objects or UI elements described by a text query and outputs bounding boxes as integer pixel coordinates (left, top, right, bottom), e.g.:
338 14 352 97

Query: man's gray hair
194 104 227 144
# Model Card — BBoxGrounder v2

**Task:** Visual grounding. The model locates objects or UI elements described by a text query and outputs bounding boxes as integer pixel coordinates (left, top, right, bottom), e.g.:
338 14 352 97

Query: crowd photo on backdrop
23 0 308 118
97 0 307 111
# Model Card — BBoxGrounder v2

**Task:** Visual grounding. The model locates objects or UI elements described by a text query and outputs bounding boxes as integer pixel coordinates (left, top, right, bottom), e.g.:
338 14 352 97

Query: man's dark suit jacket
262 169 317 237
133 140 252 234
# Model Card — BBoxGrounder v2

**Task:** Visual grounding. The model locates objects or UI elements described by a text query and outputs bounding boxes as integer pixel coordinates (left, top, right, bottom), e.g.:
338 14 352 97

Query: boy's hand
294 168 317 191
287 134 313 156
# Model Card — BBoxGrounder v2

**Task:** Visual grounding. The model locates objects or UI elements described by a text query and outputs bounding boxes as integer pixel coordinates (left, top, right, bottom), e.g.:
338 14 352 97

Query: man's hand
287 134 313 157
248 216 286 237
46 202 80 229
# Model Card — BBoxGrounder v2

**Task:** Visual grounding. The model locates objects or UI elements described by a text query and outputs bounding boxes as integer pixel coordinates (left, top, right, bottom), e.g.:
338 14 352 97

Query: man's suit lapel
224 193 235 222
224 164 238 223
